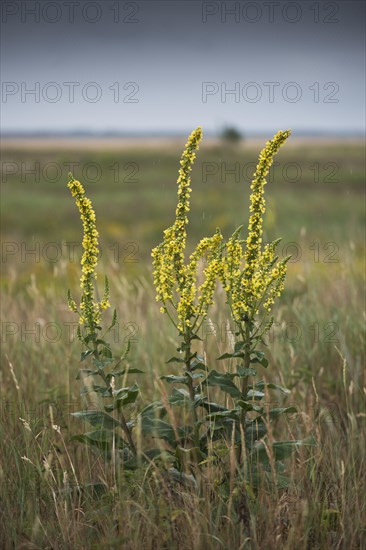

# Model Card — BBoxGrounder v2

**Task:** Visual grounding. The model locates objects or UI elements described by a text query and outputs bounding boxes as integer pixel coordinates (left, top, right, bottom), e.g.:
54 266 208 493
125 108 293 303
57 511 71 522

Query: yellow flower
176 231 223 331
67 173 110 333
244 130 291 282
152 127 223 333
152 127 202 307
221 130 291 322
100 300 110 310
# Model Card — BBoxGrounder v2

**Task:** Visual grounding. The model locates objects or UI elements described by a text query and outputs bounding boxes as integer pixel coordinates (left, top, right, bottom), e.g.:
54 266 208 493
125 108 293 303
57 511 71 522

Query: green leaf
143 448 175 463
140 401 165 415
100 346 113 359
246 469 292 490
237 400 263 413
268 406 297 420
245 418 267 447
84 334 96 345
178 342 190 352
160 374 188 384
190 358 207 371
113 383 139 407
106 368 144 380
251 350 265 361
231 340 251 357
72 410 121 430
187 372 205 380
95 339 110 347
199 400 228 414
81 350 93 362
70 429 127 450
246 389 265 399
168 388 190 406
80 385 111 397
93 357 113 369
205 370 241 398
141 417 186 446
250 351 268 368
217 352 234 360
252 436 317 464
123 367 144 374
140 405 191 446
270 473 292 489
254 381 290 395
235 366 257 378
205 409 240 422
166 468 198 490
166 356 185 364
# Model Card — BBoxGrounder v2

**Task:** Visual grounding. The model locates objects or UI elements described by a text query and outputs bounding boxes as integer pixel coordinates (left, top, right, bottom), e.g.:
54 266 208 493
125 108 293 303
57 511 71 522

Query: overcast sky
1 0 365 134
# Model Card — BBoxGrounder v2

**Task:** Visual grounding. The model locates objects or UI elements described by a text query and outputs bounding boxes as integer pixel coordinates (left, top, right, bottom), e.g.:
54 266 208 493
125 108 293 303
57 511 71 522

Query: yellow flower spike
152 127 203 310
67 289 78 313
152 127 223 335
221 130 291 323
219 225 244 302
99 275 111 312
244 130 291 281
67 172 105 333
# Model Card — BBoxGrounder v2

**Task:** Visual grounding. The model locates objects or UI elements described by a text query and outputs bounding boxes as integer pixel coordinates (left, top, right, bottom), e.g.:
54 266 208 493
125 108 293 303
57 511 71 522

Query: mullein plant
65 132 314 490
67 173 140 462
148 128 224 466
148 129 314 482
205 131 315 490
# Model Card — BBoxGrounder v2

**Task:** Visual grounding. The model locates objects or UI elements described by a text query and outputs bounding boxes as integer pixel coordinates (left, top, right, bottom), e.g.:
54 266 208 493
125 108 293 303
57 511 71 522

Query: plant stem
184 331 198 424
93 345 137 456
117 409 137 456
242 322 251 399
240 320 252 432
184 330 201 456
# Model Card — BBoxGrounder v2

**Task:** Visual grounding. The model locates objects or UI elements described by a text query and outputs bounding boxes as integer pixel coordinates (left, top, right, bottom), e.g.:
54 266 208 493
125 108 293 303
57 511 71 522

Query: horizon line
2 128 365 139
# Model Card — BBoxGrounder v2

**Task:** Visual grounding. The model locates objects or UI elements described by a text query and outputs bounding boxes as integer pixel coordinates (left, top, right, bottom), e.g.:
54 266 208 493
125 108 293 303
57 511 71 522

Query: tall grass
0 139 365 549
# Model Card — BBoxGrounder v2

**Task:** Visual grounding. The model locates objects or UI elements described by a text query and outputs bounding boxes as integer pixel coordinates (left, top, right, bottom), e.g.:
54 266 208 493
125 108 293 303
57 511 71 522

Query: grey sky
1 0 365 134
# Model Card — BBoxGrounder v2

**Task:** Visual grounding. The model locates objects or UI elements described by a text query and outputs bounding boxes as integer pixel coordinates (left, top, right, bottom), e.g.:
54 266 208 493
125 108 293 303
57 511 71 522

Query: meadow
0 136 365 549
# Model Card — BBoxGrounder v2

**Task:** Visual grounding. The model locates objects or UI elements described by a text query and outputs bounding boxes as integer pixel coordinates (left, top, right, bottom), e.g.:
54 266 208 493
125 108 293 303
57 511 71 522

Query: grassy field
0 137 365 549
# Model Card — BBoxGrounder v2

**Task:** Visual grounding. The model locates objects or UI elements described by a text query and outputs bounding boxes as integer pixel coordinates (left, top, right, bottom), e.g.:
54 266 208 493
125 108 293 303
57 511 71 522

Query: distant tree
220 126 243 144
